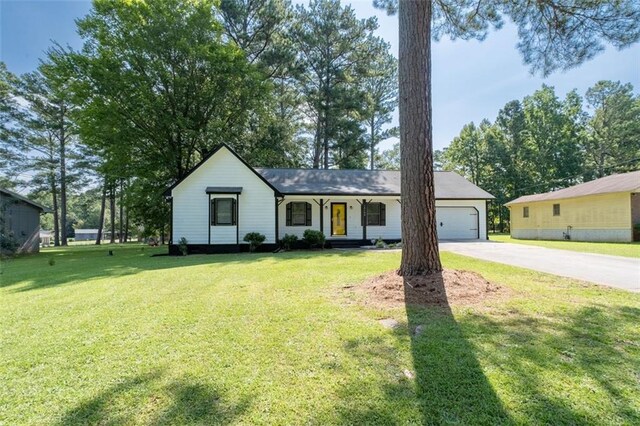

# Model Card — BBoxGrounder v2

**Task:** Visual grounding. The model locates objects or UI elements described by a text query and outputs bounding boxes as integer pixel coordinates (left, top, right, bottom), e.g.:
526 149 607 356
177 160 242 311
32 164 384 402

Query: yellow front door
331 203 347 236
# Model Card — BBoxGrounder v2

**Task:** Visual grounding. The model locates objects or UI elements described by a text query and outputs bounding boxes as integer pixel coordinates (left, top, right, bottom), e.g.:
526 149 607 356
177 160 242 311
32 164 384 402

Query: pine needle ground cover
1 245 638 424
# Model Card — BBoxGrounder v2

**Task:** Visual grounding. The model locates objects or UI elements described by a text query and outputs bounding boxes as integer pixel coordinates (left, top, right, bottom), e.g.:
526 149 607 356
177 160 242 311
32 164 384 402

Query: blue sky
2 0 639 152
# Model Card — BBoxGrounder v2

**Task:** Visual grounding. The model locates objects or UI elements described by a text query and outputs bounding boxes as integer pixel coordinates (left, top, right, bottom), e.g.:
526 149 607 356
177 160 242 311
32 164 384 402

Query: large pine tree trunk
59 107 68 246
50 172 60 247
96 181 107 245
119 180 124 243
398 0 442 276
109 182 116 244
370 116 376 170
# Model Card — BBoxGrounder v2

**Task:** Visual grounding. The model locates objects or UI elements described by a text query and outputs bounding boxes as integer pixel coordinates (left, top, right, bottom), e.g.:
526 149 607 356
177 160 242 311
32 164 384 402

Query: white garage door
436 207 479 240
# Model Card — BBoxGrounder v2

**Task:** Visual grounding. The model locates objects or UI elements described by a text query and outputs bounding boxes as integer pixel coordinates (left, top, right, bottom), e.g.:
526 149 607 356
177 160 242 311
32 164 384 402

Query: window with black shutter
286 202 312 226
211 198 236 225
362 202 386 226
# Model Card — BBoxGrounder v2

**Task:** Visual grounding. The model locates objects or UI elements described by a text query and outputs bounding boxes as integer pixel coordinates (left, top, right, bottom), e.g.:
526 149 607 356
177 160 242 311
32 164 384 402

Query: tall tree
521 85 584 191
219 0 292 74
0 63 24 190
376 0 640 278
291 0 378 169
10 55 80 246
70 0 267 233
361 38 398 170
584 81 640 178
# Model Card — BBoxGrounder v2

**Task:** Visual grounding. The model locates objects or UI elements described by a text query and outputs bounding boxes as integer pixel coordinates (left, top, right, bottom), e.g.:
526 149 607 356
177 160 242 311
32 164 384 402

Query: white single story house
165 144 494 254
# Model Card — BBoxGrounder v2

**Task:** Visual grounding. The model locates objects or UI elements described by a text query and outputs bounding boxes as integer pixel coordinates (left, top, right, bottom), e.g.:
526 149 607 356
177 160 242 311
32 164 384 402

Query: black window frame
523 206 529 218
553 203 560 216
286 202 312 226
362 202 386 226
211 197 237 226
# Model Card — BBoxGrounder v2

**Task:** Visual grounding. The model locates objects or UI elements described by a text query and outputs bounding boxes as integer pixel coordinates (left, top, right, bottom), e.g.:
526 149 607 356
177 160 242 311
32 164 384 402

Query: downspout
362 199 367 243
236 193 240 249
486 200 490 240
274 195 279 246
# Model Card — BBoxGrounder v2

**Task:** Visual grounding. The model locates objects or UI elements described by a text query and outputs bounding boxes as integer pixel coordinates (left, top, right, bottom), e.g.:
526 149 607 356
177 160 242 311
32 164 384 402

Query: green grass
490 234 640 258
1 244 639 425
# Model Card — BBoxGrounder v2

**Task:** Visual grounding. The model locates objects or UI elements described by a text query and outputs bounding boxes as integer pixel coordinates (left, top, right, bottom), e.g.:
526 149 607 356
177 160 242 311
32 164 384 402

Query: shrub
303 229 325 249
281 234 298 251
0 231 18 254
48 257 55 266
178 237 188 256
243 232 266 253
375 237 385 248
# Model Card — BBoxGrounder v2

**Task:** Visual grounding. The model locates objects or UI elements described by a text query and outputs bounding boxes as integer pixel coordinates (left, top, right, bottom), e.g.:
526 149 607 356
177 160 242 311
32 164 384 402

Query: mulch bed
355 269 509 307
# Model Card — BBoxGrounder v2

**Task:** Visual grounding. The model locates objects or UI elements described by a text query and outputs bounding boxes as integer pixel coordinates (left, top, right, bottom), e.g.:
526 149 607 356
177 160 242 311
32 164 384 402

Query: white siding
277 197 488 241
277 196 402 241
171 147 276 244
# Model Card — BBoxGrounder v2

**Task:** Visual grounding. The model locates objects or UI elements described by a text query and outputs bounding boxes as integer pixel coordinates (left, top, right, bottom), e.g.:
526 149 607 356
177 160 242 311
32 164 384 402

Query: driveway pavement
439 241 640 292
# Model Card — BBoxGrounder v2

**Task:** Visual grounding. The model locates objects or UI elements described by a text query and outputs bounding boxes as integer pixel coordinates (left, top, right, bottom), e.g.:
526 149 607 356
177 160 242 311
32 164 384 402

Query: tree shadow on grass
314 273 514 425
462 303 640 424
58 369 252 425
402 273 514 425
1 247 363 293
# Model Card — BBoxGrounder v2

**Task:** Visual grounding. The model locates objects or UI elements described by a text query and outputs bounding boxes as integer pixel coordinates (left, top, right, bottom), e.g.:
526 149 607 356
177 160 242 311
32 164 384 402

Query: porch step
327 239 368 249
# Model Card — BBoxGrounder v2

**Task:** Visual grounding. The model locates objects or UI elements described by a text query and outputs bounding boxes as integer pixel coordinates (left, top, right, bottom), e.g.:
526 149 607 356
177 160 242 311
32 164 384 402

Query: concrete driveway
439 241 640 292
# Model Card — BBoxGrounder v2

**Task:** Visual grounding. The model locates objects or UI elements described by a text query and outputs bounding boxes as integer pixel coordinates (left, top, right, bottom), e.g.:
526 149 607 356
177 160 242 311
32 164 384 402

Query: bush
178 237 188 256
48 257 55 266
375 237 385 248
0 231 18 254
281 234 298 251
243 232 266 253
303 229 325 249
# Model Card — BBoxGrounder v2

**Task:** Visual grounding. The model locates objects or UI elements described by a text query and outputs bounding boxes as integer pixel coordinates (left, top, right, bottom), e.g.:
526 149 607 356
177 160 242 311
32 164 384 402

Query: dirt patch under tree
354 269 509 307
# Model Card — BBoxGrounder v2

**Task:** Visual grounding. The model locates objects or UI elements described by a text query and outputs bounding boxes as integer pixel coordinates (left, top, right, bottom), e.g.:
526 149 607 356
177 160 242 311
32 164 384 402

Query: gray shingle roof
506 170 640 205
0 188 51 212
255 169 494 199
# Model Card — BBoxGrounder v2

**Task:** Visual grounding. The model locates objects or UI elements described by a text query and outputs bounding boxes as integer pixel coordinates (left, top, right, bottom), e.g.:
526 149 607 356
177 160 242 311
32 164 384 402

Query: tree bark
119 180 124 243
109 182 116 244
124 210 130 243
59 103 68 246
50 172 60 247
96 180 107 245
398 0 442 276
370 115 376 170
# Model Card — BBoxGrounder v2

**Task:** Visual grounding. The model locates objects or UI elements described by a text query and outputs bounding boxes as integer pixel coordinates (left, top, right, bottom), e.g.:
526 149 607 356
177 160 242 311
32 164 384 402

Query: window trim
364 202 386 226
211 197 236 226
286 201 312 227
523 206 529 218
552 203 560 217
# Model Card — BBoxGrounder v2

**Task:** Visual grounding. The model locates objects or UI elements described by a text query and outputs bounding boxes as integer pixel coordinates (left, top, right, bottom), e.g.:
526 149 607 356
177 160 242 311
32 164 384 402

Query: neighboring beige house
506 171 640 242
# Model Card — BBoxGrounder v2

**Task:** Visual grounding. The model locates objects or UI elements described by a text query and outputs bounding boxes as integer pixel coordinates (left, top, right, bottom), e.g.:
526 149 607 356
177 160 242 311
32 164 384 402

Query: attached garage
167 144 495 253
436 206 479 240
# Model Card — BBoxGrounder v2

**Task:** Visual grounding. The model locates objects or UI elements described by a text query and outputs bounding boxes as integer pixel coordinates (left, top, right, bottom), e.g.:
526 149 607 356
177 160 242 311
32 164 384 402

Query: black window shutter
380 203 386 226
232 198 237 225
286 202 292 226
212 199 217 225
305 202 312 226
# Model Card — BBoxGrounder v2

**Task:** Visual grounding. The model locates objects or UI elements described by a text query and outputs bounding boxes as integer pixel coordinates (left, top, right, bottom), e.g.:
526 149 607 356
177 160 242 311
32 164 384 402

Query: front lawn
490 233 640 258
1 245 638 424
